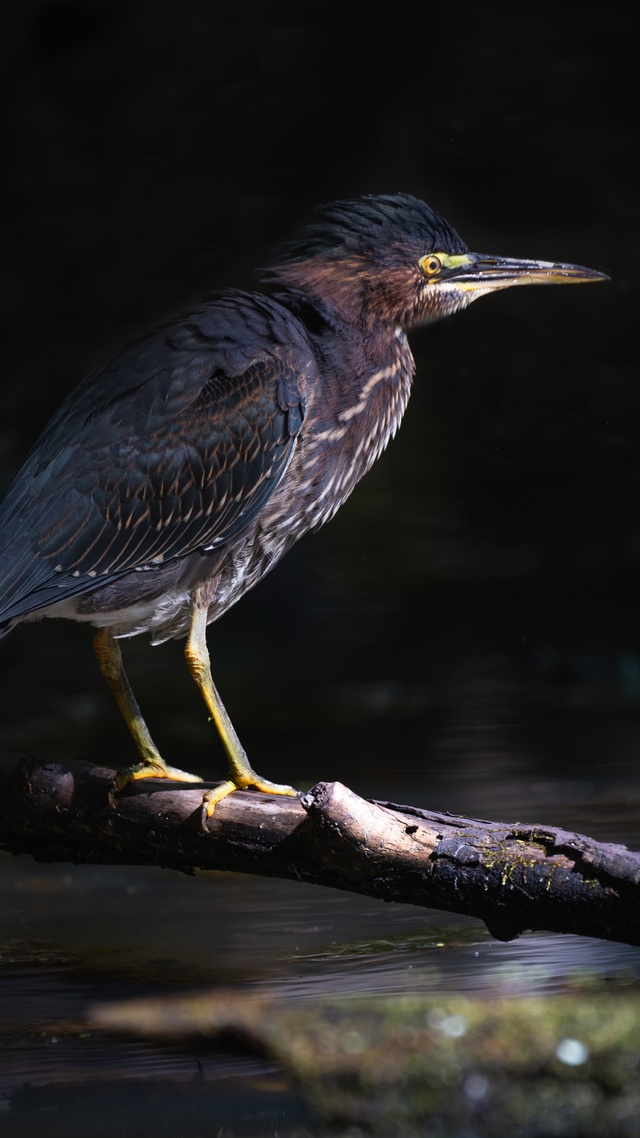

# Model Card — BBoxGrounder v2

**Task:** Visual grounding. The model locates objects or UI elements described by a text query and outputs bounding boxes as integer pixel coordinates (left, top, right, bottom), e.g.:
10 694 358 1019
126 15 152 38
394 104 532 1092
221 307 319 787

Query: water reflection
3 860 640 1013
2 857 640 1133
4 1059 313 1138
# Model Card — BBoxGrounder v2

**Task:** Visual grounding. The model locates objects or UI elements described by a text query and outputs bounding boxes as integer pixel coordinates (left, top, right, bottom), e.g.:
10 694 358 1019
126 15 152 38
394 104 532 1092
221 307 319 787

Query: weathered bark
1 750 639 946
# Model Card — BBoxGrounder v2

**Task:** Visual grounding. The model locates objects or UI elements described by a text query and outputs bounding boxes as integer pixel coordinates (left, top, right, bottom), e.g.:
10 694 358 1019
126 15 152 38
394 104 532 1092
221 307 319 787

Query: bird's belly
27 590 194 642
31 529 292 644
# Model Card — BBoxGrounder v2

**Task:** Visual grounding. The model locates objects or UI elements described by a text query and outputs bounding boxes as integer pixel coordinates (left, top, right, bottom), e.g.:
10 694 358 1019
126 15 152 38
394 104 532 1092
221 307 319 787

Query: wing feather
0 292 311 629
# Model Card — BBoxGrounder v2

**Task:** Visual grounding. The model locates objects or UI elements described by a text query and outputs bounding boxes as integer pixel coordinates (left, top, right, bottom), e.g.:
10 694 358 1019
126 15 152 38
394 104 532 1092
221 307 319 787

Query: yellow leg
93 627 203 793
184 599 299 820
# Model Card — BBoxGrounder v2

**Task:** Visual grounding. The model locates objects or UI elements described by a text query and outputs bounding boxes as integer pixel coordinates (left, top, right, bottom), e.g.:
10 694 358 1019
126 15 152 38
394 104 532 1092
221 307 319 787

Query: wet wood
0 750 639 946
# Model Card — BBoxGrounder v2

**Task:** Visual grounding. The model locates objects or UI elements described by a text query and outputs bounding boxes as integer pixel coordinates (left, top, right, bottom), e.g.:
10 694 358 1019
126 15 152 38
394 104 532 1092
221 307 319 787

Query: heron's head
269 193 608 328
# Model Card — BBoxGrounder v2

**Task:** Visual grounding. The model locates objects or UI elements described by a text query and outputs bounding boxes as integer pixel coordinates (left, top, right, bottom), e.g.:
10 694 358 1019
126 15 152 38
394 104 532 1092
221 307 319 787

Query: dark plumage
271 194 467 268
0 194 607 819
0 292 309 639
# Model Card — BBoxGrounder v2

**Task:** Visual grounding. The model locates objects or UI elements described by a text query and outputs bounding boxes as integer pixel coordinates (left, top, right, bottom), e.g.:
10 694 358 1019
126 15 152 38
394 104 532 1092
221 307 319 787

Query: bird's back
0 290 312 638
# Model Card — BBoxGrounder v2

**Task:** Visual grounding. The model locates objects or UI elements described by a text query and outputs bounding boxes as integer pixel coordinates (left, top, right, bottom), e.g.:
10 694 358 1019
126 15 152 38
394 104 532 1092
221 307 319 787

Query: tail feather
0 546 103 634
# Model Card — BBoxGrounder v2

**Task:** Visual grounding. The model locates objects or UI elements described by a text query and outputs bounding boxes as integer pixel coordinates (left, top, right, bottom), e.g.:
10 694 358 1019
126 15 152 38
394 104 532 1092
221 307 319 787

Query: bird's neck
270 259 368 324
269 252 424 331
319 322 415 444
277 292 415 532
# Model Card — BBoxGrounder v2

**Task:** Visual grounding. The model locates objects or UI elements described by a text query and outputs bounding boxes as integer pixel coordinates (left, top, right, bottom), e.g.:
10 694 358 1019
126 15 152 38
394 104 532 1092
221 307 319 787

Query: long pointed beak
444 252 609 294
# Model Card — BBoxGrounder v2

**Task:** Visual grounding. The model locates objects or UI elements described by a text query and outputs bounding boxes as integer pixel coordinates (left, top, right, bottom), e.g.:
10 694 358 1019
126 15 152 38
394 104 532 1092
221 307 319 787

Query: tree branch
1 751 638 946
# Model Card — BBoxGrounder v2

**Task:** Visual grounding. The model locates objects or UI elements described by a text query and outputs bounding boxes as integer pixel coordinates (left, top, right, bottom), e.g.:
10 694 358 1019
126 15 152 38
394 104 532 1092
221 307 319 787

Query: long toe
199 773 300 829
235 772 300 796
113 759 204 792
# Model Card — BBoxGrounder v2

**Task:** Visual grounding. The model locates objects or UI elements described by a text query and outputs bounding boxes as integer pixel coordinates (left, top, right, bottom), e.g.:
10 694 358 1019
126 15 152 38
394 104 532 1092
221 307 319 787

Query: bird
0 194 607 822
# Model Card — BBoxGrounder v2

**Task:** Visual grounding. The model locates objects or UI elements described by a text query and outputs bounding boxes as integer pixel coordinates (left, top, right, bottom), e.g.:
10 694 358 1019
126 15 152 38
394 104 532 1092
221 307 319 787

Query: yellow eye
420 254 442 277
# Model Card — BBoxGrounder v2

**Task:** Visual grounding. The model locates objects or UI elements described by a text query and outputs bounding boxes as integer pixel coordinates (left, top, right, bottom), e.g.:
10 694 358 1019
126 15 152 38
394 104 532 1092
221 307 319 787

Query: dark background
0 1 637 830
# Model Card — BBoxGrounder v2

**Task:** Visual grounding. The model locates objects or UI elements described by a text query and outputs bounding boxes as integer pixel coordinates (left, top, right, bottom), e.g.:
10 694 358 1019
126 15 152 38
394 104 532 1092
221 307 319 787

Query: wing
0 292 310 629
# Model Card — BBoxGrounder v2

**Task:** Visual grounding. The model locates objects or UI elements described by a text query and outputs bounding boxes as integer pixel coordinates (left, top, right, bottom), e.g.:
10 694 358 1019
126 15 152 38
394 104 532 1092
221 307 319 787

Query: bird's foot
199 772 299 830
110 759 203 805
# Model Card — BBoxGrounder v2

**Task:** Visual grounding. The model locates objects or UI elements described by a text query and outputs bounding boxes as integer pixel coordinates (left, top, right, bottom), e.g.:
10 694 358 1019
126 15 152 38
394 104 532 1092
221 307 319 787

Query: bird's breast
268 334 415 535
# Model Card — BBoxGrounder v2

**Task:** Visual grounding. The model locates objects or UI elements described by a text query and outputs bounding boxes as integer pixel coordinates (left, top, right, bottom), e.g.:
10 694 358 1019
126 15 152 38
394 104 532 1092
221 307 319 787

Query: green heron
0 194 606 820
